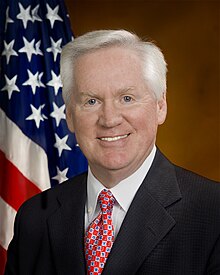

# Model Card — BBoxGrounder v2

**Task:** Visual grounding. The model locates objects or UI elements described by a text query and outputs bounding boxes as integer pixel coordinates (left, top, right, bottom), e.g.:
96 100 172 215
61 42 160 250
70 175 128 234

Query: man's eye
87 99 97 105
123 96 132 103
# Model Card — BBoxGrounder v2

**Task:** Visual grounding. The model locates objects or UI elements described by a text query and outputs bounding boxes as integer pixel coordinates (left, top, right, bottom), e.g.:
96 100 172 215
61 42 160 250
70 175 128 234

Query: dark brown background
65 0 220 181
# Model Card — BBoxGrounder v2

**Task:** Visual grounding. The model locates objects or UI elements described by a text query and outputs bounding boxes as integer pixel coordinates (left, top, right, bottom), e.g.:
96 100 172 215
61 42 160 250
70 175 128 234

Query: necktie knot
98 189 115 213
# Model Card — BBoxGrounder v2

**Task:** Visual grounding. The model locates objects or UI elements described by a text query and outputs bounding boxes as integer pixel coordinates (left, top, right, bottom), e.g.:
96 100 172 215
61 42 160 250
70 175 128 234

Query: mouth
98 134 130 142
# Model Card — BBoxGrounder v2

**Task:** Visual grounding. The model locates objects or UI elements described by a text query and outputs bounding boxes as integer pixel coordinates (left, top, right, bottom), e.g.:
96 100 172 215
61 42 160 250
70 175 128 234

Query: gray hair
60 30 167 105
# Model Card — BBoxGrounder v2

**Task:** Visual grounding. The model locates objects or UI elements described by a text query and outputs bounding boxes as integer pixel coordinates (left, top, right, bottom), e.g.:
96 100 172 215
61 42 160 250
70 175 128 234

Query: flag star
2 40 18 64
26 104 47 128
22 69 40 94
1 74 20 99
46 4 63 28
5 7 14 31
35 40 43 55
31 5 42 22
16 3 33 29
38 72 45 87
54 133 71 157
18 37 36 62
46 38 62 61
47 70 62 95
50 102 66 127
52 167 68 183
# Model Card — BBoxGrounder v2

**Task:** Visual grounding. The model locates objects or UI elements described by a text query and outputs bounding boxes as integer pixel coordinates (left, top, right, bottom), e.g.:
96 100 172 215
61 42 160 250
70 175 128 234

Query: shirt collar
87 169 104 220
87 145 156 218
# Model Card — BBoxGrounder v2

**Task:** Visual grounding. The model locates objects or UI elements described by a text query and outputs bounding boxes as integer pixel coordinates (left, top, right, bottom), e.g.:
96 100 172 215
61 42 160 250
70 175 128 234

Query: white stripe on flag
0 108 50 191
0 197 16 250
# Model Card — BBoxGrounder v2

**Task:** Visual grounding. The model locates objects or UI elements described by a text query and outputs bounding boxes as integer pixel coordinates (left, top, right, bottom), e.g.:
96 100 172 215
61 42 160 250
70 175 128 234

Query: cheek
132 106 158 131
73 113 97 139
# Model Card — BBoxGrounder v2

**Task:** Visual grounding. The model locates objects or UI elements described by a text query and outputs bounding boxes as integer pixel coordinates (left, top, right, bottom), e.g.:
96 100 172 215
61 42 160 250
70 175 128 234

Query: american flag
0 0 88 272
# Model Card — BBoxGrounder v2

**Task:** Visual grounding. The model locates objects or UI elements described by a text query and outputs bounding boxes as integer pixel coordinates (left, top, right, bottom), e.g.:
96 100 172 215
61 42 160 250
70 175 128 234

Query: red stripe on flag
0 245 7 274
0 150 41 211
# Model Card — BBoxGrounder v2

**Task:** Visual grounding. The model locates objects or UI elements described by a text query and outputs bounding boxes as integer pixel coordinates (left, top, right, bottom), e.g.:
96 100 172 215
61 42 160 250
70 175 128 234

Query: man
5 30 220 274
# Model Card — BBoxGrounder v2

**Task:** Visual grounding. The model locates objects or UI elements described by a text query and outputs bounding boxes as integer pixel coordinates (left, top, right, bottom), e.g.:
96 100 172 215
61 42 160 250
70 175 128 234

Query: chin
100 158 132 171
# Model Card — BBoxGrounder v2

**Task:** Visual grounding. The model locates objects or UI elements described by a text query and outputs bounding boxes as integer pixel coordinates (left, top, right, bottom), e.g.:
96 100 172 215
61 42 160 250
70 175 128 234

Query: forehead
75 46 142 68
74 46 145 90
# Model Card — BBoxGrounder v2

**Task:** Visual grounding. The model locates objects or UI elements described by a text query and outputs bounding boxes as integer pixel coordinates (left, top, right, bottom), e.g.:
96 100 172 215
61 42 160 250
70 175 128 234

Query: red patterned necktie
85 189 115 275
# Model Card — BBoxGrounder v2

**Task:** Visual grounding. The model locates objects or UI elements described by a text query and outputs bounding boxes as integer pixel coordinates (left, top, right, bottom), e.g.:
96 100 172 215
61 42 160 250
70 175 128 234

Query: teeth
100 134 128 142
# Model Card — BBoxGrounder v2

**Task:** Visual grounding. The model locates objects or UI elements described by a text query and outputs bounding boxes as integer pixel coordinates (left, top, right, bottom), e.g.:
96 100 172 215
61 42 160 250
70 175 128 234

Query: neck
90 170 128 188
89 161 145 189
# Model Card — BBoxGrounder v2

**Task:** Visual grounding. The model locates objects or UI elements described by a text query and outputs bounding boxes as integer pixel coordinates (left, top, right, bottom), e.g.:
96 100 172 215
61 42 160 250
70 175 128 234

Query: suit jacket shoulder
19 171 88 214
5 172 88 275
173 162 220 216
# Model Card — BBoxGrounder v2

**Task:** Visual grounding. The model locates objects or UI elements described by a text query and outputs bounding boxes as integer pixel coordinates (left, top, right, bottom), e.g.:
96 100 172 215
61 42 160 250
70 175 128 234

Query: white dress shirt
85 145 156 238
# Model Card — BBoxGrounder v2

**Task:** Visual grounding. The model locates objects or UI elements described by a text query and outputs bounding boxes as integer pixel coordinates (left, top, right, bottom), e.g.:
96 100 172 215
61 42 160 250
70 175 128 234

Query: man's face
66 46 167 184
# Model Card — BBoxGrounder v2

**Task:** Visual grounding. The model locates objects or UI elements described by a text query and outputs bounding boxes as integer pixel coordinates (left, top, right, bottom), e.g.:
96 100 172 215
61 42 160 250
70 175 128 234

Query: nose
98 100 122 128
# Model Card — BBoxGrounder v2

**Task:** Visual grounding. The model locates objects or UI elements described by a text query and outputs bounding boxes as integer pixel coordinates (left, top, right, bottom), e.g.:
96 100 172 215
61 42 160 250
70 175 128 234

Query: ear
157 92 167 125
66 106 75 133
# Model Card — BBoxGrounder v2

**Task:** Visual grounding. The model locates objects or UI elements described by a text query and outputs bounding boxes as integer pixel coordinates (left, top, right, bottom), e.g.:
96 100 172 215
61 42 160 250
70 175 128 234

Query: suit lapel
47 174 87 275
103 149 182 274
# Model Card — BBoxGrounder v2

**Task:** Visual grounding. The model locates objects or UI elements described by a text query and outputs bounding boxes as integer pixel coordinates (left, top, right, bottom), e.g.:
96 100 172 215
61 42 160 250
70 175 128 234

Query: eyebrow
117 87 135 93
78 86 135 99
78 91 98 97
79 87 135 96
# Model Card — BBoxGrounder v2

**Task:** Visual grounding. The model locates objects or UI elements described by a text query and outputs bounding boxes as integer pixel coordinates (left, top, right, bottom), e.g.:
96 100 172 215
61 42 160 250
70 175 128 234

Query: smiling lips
98 134 129 142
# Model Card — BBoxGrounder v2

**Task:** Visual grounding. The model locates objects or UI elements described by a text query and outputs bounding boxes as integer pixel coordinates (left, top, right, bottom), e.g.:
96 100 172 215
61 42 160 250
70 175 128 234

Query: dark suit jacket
5 150 220 274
